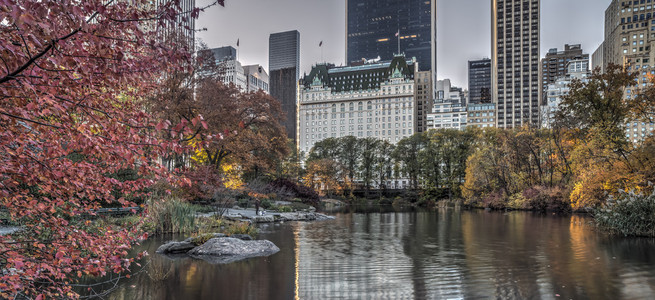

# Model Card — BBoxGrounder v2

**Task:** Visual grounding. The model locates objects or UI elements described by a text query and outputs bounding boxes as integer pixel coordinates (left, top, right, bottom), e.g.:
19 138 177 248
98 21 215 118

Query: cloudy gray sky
197 0 611 88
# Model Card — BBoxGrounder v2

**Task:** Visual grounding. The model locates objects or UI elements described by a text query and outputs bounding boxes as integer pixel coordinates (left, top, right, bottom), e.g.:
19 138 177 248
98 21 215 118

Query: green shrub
289 202 310 211
277 206 293 212
261 198 272 209
419 187 447 205
237 198 249 208
594 189 655 237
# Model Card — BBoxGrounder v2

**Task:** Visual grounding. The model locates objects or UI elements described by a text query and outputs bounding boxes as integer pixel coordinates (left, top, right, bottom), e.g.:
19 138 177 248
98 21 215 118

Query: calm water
102 208 655 299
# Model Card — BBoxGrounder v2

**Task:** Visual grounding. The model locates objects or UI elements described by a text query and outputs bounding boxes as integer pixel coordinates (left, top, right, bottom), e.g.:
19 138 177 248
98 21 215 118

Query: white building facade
299 56 419 154
426 79 469 130
426 102 467 130
201 46 269 93
243 65 269 93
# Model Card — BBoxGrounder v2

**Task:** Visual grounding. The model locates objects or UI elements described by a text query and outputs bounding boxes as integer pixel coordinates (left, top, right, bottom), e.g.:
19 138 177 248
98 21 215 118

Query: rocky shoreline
221 210 336 223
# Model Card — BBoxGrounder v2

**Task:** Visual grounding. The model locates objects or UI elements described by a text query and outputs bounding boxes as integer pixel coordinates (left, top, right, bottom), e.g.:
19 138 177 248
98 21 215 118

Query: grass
142 196 260 241
146 197 197 234
223 221 258 237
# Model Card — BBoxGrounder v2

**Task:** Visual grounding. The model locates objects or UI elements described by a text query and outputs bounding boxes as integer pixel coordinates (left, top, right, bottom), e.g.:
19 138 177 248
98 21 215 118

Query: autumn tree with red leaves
0 0 223 298
194 79 289 176
148 48 289 179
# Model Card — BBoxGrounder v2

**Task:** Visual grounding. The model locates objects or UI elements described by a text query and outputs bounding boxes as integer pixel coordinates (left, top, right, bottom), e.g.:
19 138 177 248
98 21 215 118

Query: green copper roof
302 56 415 93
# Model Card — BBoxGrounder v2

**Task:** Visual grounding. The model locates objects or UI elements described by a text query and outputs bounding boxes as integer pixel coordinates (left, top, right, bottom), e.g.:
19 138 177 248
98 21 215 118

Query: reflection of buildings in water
295 212 470 299
294 225 300 300
295 214 416 298
402 209 466 299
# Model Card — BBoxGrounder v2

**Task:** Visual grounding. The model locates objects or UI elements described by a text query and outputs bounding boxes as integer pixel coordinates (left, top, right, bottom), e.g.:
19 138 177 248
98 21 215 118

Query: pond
101 208 655 299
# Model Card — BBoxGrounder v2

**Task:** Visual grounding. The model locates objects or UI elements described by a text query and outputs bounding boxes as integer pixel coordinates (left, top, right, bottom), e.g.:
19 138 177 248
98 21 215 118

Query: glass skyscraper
468 58 492 104
269 30 300 142
346 0 436 75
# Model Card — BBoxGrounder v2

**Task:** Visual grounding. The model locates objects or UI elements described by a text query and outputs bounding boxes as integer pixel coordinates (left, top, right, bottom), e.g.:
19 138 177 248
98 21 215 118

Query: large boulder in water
188 237 279 264
156 241 196 254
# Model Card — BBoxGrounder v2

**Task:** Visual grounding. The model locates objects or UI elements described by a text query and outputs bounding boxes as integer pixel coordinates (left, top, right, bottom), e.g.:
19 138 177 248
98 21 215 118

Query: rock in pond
230 234 253 240
156 241 196 254
277 212 336 222
251 215 275 223
188 237 280 264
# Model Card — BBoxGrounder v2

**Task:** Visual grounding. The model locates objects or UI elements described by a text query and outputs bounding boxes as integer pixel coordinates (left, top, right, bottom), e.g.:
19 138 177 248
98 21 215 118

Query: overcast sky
197 0 611 88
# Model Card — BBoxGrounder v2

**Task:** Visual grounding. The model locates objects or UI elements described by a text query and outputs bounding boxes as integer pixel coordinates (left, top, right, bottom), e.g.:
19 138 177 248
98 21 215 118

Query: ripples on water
103 208 655 300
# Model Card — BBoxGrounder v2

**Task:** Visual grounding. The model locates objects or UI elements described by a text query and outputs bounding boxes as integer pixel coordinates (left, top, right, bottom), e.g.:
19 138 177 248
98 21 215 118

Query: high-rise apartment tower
492 0 541 128
597 1 655 143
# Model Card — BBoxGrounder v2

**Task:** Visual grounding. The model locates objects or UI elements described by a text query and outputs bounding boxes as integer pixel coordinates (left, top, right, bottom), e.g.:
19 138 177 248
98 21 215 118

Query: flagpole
319 41 324 63
397 29 400 55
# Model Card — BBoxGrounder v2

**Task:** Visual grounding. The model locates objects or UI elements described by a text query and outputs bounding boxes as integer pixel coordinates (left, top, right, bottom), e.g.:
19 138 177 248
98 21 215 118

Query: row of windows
300 108 413 121
303 115 414 127
304 129 412 141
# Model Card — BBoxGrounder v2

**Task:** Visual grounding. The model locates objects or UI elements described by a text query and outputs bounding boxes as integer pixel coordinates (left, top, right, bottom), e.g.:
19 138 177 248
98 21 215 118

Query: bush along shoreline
594 189 655 238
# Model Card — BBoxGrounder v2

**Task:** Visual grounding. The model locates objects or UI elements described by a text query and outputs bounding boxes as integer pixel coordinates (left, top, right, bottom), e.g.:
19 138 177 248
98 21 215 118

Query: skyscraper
155 0 196 52
468 58 492 104
492 0 540 129
345 0 437 86
269 30 300 142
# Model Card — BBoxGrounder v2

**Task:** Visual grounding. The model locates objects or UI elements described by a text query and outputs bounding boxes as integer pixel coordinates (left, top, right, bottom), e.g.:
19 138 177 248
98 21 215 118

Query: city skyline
197 0 610 88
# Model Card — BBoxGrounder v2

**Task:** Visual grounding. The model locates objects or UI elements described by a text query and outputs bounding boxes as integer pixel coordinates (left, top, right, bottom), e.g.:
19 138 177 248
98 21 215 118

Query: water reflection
103 209 655 300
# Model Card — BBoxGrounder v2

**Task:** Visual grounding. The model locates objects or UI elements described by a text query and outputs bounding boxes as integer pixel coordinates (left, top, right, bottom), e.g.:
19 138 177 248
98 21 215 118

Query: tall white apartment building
492 0 541 128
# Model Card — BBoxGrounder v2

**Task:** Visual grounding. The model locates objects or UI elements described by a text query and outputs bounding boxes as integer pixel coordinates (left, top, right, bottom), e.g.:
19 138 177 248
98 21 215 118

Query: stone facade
298 56 418 154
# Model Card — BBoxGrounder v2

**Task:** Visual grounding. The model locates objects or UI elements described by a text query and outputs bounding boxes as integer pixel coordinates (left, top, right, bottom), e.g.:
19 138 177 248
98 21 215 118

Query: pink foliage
0 0 223 298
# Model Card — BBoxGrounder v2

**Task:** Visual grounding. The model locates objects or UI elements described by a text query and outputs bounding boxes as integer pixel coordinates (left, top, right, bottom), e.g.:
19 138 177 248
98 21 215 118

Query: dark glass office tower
468 59 492 104
269 30 300 142
346 0 436 75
